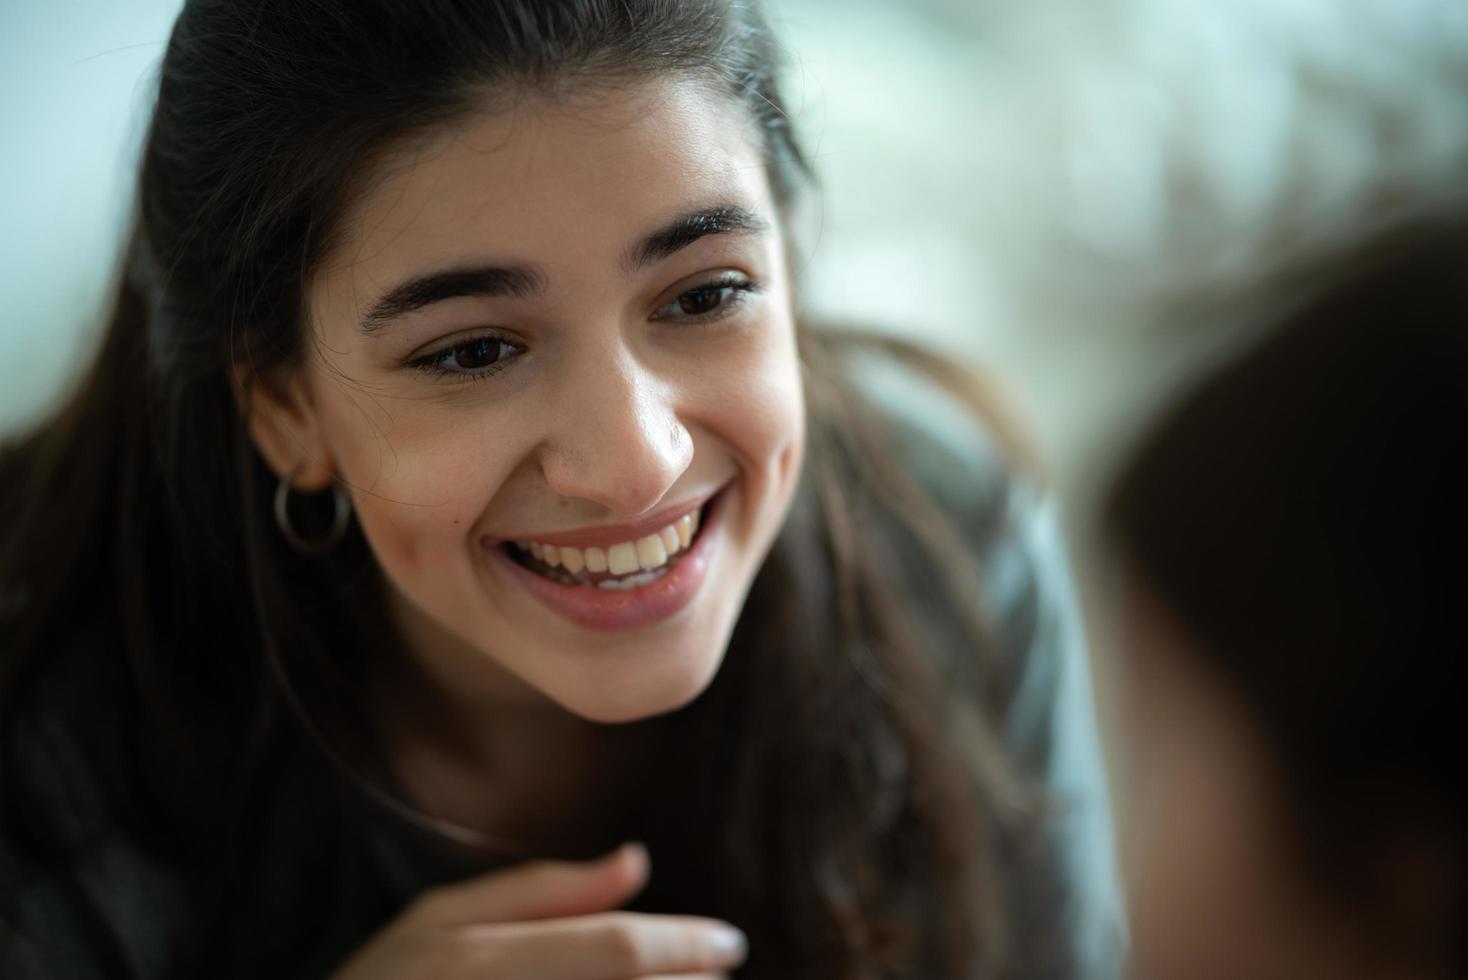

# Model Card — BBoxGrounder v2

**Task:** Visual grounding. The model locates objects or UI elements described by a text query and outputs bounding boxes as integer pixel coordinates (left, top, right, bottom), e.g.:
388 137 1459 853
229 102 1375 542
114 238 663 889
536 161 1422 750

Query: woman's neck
367 618 666 859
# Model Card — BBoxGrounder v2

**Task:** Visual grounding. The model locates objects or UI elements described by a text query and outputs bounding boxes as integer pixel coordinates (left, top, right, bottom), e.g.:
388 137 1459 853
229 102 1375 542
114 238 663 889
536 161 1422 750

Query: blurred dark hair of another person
1104 216 1466 980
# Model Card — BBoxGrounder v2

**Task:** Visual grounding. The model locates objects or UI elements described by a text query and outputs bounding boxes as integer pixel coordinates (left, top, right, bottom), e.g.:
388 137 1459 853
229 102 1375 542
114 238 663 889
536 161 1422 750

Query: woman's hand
331 843 747 979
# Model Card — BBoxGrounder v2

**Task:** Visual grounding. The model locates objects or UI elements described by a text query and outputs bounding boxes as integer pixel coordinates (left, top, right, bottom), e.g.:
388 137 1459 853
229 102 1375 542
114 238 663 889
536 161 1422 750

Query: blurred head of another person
1104 217 1467 980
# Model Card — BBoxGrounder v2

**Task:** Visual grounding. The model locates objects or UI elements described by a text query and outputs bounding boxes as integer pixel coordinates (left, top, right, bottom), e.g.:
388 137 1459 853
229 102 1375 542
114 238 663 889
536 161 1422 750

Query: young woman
1105 216 1466 980
0 2 1121 977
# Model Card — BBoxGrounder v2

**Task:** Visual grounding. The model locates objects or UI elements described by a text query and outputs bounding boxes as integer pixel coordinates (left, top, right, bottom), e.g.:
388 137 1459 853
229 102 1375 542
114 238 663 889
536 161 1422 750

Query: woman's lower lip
486 490 725 632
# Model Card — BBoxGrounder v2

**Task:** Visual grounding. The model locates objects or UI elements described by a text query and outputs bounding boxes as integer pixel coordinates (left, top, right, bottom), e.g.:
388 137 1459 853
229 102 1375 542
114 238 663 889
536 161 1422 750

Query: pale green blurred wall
0 0 183 432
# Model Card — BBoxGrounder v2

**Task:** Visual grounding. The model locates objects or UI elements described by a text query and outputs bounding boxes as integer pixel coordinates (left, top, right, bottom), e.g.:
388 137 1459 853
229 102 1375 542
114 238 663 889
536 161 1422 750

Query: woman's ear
232 365 335 491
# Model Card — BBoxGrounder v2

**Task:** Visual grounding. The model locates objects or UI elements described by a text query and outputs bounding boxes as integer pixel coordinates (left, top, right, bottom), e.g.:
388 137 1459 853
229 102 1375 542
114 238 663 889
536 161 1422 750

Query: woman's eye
446 338 510 370
410 336 522 380
676 285 726 316
653 276 759 324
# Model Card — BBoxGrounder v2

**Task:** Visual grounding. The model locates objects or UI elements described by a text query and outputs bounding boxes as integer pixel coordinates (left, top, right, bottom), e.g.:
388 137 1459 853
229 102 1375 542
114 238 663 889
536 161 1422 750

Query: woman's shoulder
833 331 1128 979
835 332 1027 503
831 331 1050 641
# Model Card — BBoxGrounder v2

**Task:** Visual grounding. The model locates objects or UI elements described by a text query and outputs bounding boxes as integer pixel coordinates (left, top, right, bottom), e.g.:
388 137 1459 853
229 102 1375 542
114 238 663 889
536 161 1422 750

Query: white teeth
636 533 668 570
519 506 705 581
560 546 585 574
598 570 663 590
606 542 640 576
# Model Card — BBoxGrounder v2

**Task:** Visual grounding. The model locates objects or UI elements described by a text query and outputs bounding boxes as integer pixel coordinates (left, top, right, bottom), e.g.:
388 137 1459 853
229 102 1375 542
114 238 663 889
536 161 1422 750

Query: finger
405 842 649 927
460 912 748 980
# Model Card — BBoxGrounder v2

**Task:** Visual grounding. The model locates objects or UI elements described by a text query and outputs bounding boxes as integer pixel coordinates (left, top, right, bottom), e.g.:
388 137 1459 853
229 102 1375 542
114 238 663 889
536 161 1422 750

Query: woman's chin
544 649 725 725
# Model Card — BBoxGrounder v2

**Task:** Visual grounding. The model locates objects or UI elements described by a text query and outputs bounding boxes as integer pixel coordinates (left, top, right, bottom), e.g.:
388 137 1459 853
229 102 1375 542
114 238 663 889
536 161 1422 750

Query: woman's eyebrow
625 202 770 271
359 202 769 335
360 266 545 334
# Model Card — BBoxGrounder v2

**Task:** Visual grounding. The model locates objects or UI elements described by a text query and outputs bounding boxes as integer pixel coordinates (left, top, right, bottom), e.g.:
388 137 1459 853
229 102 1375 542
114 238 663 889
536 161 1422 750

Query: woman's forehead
320 77 773 289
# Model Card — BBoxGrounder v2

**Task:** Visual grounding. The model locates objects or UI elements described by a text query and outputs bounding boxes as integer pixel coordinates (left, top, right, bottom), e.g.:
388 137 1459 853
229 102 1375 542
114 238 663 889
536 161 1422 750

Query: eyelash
650 273 762 326
408 336 524 383
407 274 762 383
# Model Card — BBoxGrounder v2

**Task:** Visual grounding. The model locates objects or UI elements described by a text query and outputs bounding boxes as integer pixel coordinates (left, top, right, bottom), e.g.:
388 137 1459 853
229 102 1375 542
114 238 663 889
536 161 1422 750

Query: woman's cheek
322 394 522 573
699 324 804 466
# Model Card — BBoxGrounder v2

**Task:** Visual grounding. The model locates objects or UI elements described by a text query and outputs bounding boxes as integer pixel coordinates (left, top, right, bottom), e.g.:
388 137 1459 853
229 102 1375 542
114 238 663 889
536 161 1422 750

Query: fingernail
619 841 648 866
709 925 748 964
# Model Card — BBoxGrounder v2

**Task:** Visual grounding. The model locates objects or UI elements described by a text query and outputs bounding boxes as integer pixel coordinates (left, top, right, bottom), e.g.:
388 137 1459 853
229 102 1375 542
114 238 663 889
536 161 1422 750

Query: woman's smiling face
266 78 805 723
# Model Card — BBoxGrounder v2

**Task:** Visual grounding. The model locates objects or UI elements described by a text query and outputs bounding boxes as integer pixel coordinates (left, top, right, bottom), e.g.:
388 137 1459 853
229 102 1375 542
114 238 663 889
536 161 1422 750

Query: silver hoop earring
274 475 351 555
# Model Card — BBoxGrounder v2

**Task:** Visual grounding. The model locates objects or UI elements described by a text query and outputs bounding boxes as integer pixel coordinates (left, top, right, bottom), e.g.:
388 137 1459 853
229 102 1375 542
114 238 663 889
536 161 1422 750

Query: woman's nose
537 355 693 517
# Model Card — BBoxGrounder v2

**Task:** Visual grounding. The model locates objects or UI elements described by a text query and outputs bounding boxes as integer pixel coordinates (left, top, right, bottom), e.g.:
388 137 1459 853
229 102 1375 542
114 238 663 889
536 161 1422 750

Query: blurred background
4 0 1467 817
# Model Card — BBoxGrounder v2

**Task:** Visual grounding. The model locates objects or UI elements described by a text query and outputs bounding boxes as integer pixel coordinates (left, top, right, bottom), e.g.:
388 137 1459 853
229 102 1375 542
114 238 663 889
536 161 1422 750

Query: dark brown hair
0 2 1054 976
1105 216 1468 973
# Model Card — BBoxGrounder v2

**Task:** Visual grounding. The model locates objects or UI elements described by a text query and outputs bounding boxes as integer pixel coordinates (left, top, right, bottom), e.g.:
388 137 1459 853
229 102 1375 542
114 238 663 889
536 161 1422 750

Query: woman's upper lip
482 485 725 550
